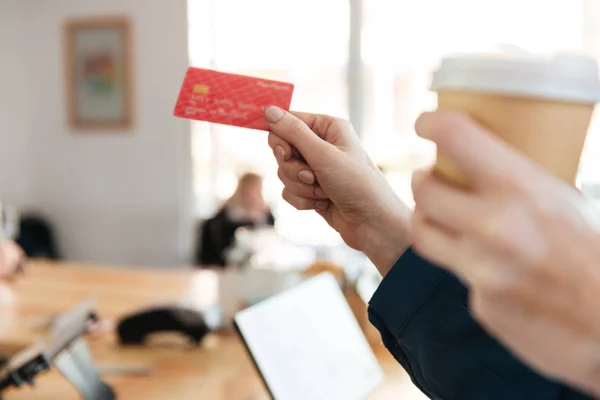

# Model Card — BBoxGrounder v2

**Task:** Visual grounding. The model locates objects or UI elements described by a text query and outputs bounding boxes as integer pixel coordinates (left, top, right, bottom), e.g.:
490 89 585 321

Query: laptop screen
234 273 384 400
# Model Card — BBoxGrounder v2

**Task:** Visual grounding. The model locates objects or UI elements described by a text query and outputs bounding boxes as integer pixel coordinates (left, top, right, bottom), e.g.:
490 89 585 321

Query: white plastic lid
431 52 600 104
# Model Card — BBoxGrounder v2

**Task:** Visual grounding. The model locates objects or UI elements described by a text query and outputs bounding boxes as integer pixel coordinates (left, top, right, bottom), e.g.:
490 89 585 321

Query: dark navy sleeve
368 247 592 400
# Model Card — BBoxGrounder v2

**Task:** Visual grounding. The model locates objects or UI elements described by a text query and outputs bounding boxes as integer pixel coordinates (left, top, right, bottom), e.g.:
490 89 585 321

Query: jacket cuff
367 246 449 338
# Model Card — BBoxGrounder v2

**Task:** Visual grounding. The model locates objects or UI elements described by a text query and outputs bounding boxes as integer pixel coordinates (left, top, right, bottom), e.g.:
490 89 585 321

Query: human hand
0 240 25 279
411 110 600 395
265 107 410 275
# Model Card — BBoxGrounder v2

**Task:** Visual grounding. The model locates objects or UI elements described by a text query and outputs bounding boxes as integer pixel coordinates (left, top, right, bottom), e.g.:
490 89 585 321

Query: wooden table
0 261 425 400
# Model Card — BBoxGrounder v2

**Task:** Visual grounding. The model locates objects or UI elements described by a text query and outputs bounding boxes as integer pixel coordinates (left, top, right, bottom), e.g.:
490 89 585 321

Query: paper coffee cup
430 52 600 186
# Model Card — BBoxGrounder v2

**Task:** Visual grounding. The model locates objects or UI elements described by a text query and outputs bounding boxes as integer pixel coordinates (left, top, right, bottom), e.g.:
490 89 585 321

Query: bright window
189 0 594 242
362 0 585 206
188 0 348 245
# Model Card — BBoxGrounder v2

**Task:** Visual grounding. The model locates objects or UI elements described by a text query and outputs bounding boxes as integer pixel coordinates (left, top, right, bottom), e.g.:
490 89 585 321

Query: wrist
362 197 411 277
583 349 600 397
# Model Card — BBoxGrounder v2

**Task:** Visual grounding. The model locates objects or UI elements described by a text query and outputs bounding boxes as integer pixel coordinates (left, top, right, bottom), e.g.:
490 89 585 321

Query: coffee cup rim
431 52 600 104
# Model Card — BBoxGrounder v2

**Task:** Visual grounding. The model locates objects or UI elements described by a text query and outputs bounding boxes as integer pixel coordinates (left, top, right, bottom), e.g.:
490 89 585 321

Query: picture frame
64 16 134 130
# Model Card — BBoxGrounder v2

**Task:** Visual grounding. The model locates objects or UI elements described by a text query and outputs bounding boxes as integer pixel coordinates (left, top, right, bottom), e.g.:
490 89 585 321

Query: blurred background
1 0 600 399
1 0 600 268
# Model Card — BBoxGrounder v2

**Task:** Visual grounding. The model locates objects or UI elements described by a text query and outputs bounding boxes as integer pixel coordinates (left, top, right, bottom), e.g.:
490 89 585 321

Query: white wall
2 0 194 266
0 1 32 207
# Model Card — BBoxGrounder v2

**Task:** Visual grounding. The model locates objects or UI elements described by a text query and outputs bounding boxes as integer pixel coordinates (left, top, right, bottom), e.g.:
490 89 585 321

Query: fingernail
265 106 284 123
315 200 330 210
275 145 285 160
314 187 328 199
298 170 315 185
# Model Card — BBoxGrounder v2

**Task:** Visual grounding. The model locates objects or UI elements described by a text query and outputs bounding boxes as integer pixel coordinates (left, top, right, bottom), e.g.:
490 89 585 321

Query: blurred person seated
195 173 275 267
0 240 26 279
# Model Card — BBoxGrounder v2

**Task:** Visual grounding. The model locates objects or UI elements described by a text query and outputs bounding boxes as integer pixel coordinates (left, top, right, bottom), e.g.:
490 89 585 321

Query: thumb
265 106 330 165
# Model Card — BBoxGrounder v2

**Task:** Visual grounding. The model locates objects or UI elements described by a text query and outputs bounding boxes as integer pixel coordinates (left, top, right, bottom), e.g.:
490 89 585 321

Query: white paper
235 273 384 400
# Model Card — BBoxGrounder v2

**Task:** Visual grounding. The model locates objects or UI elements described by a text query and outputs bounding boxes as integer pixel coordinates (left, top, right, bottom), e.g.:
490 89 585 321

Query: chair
16 214 60 260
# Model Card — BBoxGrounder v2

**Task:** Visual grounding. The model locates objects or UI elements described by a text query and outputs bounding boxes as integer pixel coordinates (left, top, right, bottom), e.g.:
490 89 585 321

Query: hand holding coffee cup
430 52 600 186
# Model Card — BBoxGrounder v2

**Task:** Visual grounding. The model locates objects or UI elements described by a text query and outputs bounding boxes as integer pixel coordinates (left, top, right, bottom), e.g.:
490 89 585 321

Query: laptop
0 299 115 399
234 273 384 400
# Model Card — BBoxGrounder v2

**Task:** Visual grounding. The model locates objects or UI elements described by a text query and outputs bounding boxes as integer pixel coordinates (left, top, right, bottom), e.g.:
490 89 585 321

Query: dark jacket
368 247 592 399
194 208 275 267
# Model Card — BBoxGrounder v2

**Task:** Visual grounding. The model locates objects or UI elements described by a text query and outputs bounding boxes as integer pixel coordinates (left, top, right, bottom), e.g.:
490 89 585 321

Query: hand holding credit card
173 67 294 131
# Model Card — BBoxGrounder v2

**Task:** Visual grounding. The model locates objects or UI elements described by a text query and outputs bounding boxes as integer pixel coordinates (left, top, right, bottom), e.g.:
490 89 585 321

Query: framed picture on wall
64 16 134 130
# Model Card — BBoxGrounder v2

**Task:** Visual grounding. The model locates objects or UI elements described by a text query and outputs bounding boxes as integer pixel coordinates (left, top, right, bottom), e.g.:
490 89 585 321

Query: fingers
282 188 330 211
277 167 327 200
265 107 330 165
268 132 294 162
268 122 329 202
412 168 486 234
411 210 465 277
415 110 534 189
276 156 328 200
278 157 314 183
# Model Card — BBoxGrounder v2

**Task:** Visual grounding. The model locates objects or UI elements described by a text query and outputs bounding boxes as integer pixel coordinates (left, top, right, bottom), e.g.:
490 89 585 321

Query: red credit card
173 67 294 131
